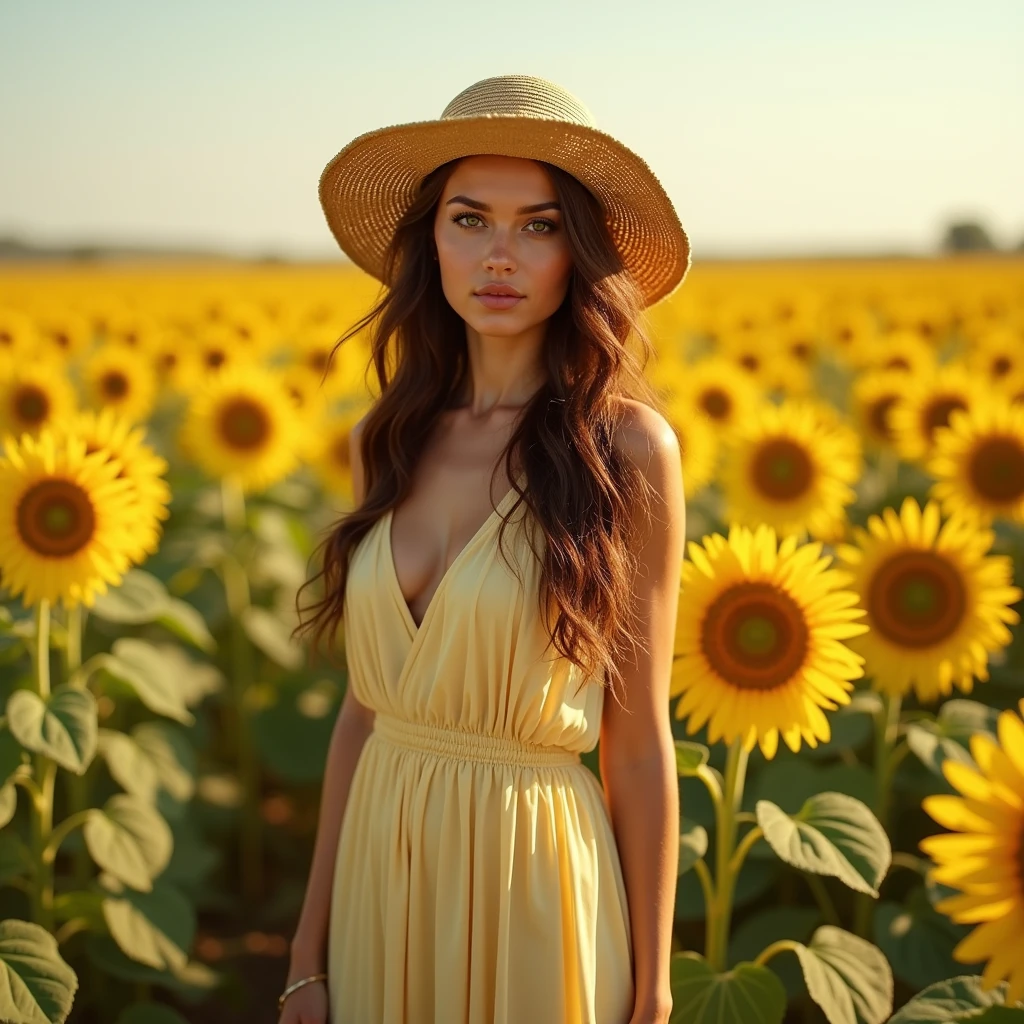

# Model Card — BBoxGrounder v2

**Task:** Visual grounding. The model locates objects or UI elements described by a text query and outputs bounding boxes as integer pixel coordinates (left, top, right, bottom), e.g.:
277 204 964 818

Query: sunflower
0 430 144 608
662 396 719 499
0 362 77 438
926 399 1024 526
0 307 42 359
674 356 762 433
967 325 1024 385
719 398 860 541
83 343 157 423
38 310 94 360
149 329 201 396
312 406 371 502
49 408 171 563
817 301 880 368
179 362 301 493
834 497 1022 703
888 361 989 463
920 698 1024 1004
671 523 869 758
996 368 1024 407
864 328 937 377
850 368 909 450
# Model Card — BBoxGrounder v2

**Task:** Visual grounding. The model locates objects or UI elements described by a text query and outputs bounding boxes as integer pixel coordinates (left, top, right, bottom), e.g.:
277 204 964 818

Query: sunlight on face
433 155 574 337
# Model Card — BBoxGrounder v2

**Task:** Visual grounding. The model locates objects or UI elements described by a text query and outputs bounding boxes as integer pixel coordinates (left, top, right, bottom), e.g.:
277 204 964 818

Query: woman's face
433 155 574 336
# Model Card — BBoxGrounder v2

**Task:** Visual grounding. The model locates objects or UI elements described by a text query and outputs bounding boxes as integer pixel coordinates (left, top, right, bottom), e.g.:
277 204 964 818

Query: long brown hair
295 156 668 707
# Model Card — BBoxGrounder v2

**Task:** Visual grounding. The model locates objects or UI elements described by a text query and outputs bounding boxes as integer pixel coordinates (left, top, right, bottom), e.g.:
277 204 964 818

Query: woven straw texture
318 74 691 307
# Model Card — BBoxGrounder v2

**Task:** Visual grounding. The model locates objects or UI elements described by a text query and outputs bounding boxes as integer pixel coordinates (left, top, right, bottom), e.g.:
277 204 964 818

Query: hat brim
318 115 691 307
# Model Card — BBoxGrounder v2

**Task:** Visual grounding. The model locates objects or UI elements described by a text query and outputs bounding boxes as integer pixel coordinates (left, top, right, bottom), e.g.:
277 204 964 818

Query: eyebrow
445 195 561 214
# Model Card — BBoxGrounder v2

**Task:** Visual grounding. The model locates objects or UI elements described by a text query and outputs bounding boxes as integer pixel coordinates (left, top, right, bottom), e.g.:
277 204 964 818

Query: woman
281 74 690 1024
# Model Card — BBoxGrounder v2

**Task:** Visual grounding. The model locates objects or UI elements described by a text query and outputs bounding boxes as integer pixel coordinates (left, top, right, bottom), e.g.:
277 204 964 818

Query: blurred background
1 3 1023 1024
2 0 1022 261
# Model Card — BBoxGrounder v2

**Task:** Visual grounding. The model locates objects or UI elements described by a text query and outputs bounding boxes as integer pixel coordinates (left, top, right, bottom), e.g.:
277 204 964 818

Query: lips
474 285 523 297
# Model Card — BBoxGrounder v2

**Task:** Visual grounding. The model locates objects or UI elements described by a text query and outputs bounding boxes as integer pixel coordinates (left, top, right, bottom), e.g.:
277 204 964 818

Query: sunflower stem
62 604 93 889
706 740 749 972
28 600 56 932
855 690 902 937
221 474 263 906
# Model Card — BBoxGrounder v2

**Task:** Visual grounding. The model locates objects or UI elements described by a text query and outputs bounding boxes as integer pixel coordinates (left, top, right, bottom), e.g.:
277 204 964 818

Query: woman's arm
287 415 376 978
601 400 686 1023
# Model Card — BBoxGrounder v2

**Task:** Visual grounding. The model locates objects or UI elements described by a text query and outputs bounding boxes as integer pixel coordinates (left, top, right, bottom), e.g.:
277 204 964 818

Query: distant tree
941 220 997 252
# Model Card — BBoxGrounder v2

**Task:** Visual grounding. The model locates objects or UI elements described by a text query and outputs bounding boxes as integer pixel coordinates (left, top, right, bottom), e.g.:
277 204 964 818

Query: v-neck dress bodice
326 484 635 1024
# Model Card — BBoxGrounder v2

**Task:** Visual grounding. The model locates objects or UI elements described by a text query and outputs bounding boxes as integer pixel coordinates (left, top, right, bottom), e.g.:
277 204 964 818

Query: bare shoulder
609 397 683 494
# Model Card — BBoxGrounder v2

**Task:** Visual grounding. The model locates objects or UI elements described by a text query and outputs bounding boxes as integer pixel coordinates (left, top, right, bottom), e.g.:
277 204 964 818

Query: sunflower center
14 385 50 426
701 581 809 690
701 388 732 421
219 398 271 450
886 357 910 371
992 356 1012 378
922 396 968 440
16 479 96 558
740 354 759 372
53 331 70 349
868 550 967 648
750 439 814 501
968 437 1024 503
869 395 898 441
101 371 129 399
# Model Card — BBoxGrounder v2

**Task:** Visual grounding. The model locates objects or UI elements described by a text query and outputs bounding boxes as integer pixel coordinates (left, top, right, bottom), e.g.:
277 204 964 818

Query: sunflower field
0 256 1022 1024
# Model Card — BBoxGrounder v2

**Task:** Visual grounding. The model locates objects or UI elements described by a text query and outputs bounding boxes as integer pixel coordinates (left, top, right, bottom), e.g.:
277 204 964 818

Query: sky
1 0 1022 260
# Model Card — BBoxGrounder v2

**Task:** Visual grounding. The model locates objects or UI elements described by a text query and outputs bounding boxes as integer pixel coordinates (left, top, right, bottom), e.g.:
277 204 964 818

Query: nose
483 233 516 274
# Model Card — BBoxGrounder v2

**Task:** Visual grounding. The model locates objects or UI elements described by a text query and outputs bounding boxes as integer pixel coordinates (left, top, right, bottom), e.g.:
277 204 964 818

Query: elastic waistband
372 713 582 768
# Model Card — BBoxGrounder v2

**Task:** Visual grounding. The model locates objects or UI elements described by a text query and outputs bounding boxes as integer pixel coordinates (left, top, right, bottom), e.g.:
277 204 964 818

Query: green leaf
91 570 168 624
83 794 173 892
969 1010 1024 1023
728 906 822 998
791 926 893 1024
98 721 195 806
6 686 98 774
99 873 194 972
240 606 305 670
117 1003 192 1024
669 952 786 1024
98 730 161 802
251 674 341 784
0 721 27 784
84 935 219 994
0 919 79 1024
874 886 972 991
676 857 778 923
0 834 33 886
888 975 1013 1023
96 639 194 725
756 792 891 895
679 819 708 876
747 759 875 815
156 597 216 654
0 781 16 829
907 700 1001 779
675 741 710 776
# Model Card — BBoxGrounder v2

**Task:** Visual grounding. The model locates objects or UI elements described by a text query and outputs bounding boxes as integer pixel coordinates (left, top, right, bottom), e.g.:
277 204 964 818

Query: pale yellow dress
327 475 635 1024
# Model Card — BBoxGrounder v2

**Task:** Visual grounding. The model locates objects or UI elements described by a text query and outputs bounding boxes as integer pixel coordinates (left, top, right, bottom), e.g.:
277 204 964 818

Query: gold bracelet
278 972 328 1011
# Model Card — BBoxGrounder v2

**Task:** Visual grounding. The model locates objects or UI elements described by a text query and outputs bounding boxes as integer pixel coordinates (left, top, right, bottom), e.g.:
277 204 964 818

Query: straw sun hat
318 74 691 307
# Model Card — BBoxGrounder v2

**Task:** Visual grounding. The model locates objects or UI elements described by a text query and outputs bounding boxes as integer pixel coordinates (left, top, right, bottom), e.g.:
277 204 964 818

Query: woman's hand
277 978 329 1024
